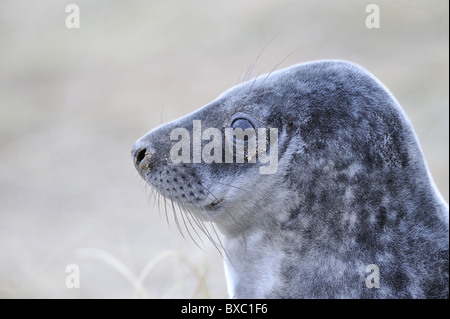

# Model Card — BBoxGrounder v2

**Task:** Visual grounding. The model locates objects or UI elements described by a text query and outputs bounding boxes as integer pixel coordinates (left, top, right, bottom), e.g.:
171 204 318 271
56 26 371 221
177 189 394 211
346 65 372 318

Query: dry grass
76 248 211 298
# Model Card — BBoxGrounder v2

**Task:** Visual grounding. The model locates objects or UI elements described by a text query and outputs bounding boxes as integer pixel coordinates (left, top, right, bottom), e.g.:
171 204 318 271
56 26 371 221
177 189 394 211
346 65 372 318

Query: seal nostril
136 148 146 165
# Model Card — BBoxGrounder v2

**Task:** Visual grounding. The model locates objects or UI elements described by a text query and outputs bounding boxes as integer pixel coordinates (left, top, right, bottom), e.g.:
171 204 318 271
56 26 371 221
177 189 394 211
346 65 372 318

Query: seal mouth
202 198 224 211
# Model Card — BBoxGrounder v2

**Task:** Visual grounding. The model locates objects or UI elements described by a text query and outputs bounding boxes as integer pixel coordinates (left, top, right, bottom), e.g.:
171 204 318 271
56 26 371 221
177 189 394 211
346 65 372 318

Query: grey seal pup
132 60 449 298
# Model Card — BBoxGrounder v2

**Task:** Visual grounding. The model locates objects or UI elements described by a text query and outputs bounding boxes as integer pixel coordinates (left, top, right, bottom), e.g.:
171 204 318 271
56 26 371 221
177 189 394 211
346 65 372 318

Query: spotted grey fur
132 60 449 298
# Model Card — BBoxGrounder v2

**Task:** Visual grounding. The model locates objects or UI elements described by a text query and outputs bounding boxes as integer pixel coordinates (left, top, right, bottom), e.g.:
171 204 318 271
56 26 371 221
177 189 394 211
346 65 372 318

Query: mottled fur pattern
132 60 449 298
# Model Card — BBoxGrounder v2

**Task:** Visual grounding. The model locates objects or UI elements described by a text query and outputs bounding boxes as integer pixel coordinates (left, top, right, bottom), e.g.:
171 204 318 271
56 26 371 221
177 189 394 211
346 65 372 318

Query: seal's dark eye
231 118 254 131
230 117 256 144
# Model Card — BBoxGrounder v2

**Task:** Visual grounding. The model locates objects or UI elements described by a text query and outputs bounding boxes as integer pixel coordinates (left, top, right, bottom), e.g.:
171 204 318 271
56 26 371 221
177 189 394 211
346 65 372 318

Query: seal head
132 60 449 298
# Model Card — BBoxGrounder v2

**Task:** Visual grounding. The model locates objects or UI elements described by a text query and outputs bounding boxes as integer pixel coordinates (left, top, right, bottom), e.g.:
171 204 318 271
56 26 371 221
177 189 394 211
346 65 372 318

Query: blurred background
0 0 448 298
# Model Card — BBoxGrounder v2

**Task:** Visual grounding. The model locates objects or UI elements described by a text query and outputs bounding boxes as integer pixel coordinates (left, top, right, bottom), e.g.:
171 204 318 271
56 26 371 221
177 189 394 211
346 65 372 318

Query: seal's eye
228 114 258 146
231 118 254 131
230 117 256 144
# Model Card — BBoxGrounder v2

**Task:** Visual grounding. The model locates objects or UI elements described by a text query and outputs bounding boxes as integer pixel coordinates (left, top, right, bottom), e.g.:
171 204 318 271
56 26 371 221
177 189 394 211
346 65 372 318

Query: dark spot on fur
377 207 387 229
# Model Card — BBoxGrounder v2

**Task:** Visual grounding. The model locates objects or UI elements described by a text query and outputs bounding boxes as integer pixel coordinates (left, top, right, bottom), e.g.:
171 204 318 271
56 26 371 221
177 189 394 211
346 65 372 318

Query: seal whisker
157 191 168 227
168 187 219 251
187 207 211 246
242 31 286 83
177 188 228 258
168 193 186 240
248 71 262 93
186 195 220 245
160 107 164 125
199 181 249 249
162 192 171 230
149 187 160 218
256 47 298 91
176 201 207 251
242 36 276 83
194 183 244 265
